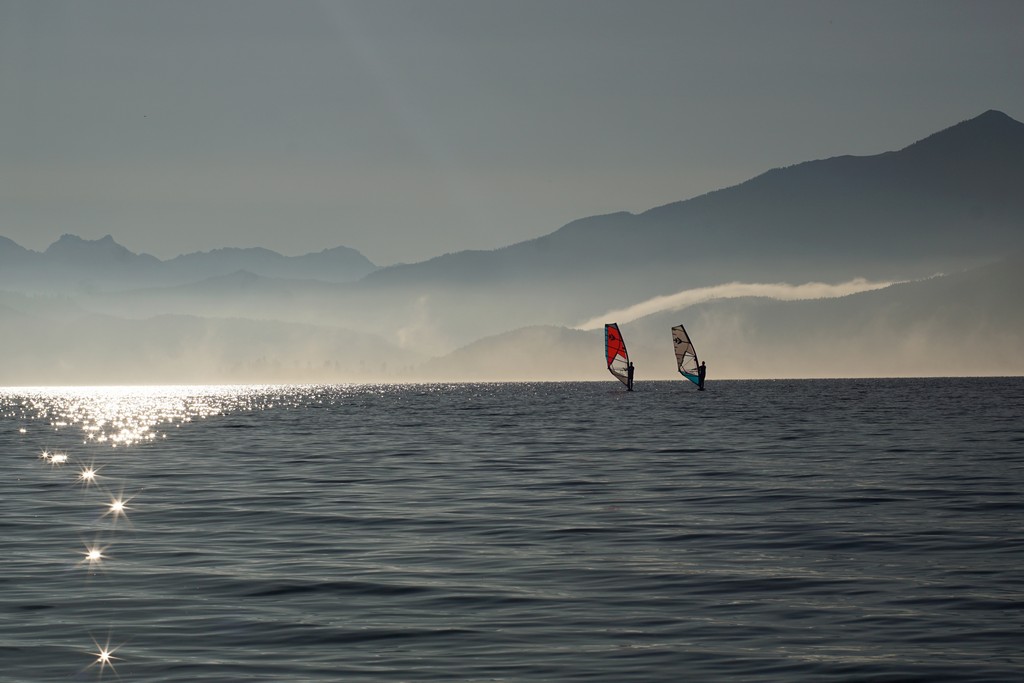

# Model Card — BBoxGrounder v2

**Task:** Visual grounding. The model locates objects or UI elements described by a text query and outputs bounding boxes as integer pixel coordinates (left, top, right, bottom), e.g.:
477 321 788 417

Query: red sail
604 323 630 386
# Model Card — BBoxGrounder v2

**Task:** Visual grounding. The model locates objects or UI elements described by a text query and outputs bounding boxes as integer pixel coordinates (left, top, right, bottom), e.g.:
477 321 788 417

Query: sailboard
672 324 700 386
604 323 630 388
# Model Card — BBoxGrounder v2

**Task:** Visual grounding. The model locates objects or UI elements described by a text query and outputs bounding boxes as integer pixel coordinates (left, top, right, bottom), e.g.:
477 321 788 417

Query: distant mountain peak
181 246 281 259
51 233 114 245
899 109 1024 156
48 233 118 249
976 109 1015 122
45 233 139 260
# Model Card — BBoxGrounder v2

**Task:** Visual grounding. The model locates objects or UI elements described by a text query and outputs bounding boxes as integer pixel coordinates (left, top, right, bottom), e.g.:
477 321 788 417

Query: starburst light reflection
77 463 103 487
102 491 136 526
87 634 123 677
78 540 111 568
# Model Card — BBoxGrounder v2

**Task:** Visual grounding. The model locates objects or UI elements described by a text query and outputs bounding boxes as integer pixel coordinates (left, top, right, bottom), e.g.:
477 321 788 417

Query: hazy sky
1 0 1022 265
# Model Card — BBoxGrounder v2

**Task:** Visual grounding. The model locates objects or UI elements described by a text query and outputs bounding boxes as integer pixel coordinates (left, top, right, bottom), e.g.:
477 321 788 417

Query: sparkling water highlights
6 384 273 447
86 633 124 678
2 380 1022 681
2 384 289 678
79 541 110 569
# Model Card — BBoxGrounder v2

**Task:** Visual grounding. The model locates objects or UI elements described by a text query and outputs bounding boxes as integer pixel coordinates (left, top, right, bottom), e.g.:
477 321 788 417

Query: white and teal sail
672 324 700 386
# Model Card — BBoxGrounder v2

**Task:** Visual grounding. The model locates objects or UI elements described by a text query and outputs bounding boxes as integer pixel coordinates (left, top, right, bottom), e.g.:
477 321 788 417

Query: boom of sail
672 324 700 386
604 323 630 387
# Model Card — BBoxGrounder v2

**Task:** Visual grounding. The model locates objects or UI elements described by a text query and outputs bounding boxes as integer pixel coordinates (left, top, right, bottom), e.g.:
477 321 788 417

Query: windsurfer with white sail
672 324 703 390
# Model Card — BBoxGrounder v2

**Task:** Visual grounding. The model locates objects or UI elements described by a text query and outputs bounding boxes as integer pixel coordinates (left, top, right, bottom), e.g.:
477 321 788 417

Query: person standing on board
698 361 706 390
627 361 635 391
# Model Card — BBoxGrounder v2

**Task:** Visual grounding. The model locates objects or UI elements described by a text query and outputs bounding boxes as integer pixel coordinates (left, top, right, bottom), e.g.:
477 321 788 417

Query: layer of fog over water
1 380 1021 682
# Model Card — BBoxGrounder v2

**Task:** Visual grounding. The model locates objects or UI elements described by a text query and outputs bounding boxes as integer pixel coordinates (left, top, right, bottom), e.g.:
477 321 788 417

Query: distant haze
1 0 1022 265
3 109 1024 383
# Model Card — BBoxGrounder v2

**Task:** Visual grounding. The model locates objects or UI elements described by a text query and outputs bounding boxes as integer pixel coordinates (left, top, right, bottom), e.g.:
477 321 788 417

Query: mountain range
0 234 377 293
2 110 1022 383
366 109 1024 288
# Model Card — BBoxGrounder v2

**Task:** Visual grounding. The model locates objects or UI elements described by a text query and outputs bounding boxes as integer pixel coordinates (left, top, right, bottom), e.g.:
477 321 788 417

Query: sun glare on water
41 450 69 466
77 462 104 487
6 384 266 451
86 634 123 677
79 541 110 568
2 384 288 678
103 492 136 525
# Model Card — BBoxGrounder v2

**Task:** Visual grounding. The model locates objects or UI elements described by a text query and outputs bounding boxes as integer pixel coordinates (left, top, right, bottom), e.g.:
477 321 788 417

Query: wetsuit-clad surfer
698 361 706 390
627 362 635 391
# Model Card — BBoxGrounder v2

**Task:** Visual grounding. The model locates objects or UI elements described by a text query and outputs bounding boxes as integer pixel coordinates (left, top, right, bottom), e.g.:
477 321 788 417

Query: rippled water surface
1 379 1022 681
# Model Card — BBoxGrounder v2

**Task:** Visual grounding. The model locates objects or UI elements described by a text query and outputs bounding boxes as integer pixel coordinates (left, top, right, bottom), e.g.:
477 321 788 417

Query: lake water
1 379 1022 682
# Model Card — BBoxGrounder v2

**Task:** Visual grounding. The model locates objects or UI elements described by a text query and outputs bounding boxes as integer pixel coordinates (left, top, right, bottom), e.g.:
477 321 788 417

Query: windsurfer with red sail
604 322 634 391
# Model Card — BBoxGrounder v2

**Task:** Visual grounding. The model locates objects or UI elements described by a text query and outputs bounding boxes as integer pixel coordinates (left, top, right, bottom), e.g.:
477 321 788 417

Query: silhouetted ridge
3 108 1022 349
0 234 377 292
901 110 1023 149
44 234 158 264
0 236 33 265
356 109 1024 299
895 110 1024 168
